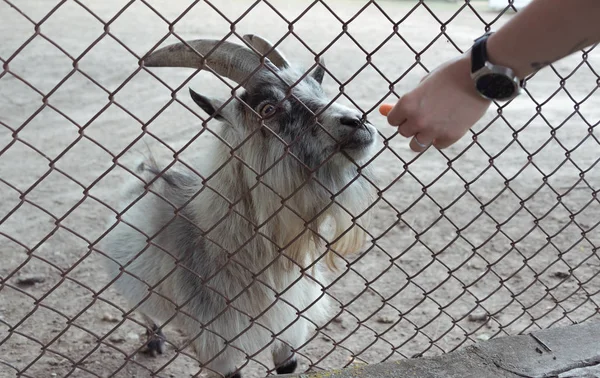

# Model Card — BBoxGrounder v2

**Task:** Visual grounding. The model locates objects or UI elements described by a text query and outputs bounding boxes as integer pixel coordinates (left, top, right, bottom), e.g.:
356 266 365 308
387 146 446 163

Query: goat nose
340 116 363 128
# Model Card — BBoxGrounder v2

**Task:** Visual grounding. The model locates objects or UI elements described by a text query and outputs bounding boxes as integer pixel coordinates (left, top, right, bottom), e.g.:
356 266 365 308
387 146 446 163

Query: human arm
384 0 600 152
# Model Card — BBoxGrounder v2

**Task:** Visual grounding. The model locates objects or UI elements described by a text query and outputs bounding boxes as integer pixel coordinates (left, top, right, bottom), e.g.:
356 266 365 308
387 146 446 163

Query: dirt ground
1 0 600 377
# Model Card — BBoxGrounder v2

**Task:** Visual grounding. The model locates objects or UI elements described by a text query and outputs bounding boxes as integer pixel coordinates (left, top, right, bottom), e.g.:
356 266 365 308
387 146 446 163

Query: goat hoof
275 358 297 375
144 326 166 357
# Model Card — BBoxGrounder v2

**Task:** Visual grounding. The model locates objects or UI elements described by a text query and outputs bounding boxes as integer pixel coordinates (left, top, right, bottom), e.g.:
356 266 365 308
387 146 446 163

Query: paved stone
284 321 600 378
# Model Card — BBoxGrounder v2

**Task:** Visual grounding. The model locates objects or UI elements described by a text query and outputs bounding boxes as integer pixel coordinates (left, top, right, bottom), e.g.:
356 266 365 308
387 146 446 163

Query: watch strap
471 32 492 74
471 32 526 90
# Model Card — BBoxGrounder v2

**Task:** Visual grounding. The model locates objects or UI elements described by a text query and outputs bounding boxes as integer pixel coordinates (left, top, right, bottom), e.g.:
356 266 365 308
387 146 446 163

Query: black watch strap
471 32 526 90
471 32 492 74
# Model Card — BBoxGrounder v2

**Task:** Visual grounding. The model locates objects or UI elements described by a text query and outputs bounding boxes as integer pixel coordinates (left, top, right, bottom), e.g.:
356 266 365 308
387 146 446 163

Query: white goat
101 34 379 378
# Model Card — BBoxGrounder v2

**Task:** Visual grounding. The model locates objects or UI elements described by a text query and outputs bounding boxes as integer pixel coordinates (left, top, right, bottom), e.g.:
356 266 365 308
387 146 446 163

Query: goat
101 34 379 378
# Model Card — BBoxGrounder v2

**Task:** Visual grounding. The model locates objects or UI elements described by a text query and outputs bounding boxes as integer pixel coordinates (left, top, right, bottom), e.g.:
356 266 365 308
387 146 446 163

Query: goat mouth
339 129 374 150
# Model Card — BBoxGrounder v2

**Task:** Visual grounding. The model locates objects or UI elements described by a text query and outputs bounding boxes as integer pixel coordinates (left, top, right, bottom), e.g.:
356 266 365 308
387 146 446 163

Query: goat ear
311 58 326 85
189 88 227 121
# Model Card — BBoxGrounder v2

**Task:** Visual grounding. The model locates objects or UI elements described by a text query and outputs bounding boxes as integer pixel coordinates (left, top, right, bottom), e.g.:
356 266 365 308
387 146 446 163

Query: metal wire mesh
1 0 599 377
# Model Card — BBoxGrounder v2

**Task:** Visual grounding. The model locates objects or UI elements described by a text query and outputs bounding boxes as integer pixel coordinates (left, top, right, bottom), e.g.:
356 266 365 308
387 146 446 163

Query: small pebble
16 274 46 286
467 312 489 322
377 316 395 324
553 271 570 279
109 336 125 344
477 334 490 341
127 332 140 342
332 317 343 324
101 313 120 323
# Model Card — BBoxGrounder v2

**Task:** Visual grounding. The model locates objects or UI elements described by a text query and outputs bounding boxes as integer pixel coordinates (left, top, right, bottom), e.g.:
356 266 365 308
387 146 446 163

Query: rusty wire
1 0 600 377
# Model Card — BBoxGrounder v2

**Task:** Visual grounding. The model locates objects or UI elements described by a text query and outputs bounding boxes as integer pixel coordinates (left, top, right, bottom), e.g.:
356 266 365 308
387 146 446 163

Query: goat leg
141 314 166 357
273 343 298 375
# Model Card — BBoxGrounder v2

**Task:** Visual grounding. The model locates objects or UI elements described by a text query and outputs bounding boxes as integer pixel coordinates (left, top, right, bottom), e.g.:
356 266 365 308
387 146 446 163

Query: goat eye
259 104 277 118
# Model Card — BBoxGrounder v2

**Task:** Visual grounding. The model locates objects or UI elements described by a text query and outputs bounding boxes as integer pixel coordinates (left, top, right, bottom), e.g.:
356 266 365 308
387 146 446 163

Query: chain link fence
1 0 599 377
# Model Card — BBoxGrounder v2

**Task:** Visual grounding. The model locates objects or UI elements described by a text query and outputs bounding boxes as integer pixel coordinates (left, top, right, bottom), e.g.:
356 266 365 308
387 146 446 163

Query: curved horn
242 34 290 69
143 39 266 86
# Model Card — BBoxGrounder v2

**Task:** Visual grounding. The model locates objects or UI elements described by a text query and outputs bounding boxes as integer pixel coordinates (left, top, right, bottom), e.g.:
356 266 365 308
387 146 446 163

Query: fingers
385 97 423 139
380 102 413 136
386 98 421 139
385 97 407 127
381 98 430 151
377 56 487 152
397 120 420 138
409 132 434 153
432 131 466 150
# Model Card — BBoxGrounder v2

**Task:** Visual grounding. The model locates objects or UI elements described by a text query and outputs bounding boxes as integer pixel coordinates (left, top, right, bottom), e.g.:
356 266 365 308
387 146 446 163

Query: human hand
381 53 492 152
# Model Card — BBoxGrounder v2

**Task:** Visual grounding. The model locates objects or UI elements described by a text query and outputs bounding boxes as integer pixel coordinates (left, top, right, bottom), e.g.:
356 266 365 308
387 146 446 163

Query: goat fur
101 35 379 378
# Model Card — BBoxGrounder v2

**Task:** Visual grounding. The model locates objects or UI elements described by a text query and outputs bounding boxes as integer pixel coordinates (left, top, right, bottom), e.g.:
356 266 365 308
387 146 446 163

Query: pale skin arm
385 0 600 152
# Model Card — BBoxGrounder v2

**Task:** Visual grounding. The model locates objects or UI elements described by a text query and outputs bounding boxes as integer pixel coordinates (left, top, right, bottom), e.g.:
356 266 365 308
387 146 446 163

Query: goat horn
143 39 268 86
242 34 290 69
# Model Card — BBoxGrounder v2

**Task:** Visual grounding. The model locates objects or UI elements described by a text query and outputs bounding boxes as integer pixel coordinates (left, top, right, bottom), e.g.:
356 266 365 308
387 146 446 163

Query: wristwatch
470 32 523 101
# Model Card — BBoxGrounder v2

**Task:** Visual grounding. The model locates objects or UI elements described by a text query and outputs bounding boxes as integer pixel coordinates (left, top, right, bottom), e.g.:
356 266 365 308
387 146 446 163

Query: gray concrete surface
285 321 600 378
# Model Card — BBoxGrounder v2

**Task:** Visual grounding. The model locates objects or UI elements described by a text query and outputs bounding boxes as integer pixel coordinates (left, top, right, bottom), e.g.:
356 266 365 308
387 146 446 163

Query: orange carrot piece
379 103 394 116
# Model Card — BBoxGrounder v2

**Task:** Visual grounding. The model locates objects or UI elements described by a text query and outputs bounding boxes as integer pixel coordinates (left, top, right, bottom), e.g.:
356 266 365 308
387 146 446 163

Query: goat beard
260 175 376 274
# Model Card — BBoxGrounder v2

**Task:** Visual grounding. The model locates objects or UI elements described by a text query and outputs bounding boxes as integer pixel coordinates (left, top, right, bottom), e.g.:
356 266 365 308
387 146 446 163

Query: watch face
476 74 517 100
